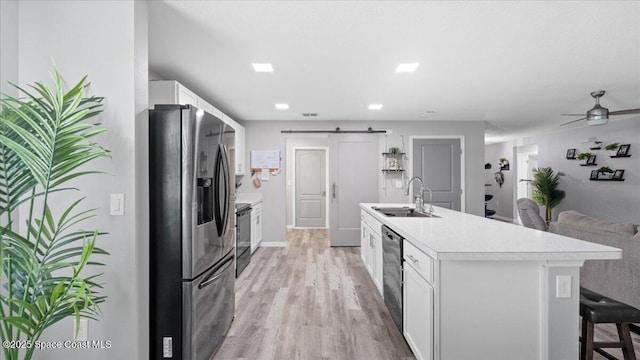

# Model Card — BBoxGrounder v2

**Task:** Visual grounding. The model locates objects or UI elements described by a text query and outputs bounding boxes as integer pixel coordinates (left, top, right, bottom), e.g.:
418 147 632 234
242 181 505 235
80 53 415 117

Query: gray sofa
549 210 640 310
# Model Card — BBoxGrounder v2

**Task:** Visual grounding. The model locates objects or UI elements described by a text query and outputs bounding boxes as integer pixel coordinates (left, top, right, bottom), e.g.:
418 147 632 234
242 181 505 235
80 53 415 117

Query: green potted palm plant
531 167 566 222
0 67 109 360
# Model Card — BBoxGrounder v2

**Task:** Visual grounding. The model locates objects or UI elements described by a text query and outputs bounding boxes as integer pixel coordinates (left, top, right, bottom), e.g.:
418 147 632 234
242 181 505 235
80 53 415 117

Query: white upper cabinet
222 114 245 176
149 80 246 176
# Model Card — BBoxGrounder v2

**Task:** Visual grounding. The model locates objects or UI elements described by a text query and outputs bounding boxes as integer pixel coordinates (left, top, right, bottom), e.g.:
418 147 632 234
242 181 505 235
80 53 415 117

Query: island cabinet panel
403 255 434 360
438 260 541 359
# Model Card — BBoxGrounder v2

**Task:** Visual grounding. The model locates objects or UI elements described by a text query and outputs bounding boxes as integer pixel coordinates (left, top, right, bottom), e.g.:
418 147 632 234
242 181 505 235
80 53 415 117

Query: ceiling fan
561 90 640 126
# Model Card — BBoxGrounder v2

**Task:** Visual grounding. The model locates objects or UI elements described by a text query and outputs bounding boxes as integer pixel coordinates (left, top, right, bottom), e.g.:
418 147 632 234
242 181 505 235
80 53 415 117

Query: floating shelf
610 155 632 158
590 178 625 181
382 169 405 172
589 147 602 150
580 164 598 166
382 152 405 156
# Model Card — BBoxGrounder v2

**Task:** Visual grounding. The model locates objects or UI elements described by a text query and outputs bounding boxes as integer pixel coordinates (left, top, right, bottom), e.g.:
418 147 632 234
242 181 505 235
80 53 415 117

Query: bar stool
580 287 640 360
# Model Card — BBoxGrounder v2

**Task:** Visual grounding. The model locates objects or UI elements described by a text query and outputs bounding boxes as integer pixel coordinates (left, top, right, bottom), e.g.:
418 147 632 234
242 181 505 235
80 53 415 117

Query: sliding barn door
329 134 378 246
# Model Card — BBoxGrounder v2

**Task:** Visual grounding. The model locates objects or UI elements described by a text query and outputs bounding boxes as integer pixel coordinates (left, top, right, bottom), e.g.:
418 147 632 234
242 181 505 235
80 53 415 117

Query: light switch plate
556 275 572 298
110 193 124 216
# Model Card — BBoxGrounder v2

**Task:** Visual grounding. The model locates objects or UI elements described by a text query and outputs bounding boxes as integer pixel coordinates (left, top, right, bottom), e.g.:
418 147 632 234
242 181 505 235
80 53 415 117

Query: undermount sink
372 206 439 218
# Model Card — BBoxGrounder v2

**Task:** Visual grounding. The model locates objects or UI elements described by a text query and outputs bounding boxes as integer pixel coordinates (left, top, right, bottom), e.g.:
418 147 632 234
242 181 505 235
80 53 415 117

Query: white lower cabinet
250 202 262 253
403 258 434 360
360 210 383 296
372 229 383 293
360 219 371 271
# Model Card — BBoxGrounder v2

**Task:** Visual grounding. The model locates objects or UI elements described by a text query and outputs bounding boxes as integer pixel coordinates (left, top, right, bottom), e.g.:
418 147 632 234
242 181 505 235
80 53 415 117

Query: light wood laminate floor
213 228 640 360
213 228 415 360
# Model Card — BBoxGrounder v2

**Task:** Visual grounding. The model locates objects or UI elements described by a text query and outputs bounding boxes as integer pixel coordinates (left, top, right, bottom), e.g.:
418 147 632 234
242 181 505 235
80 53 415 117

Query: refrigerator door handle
213 145 225 237
219 144 231 236
198 255 234 289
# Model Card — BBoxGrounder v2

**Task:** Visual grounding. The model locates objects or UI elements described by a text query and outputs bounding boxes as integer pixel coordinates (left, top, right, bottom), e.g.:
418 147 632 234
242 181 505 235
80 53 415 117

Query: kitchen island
360 203 621 360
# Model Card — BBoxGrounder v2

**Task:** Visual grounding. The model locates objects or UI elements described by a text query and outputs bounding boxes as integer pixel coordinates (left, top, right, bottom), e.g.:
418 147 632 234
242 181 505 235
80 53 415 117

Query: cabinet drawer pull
407 255 419 264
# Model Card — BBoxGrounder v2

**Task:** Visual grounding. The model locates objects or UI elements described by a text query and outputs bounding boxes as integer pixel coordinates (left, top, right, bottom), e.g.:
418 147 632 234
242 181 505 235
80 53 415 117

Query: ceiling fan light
587 117 608 126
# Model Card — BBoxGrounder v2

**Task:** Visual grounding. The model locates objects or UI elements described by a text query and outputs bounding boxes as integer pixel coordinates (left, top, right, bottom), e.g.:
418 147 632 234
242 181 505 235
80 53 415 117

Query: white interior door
329 134 378 246
412 138 462 211
295 148 327 228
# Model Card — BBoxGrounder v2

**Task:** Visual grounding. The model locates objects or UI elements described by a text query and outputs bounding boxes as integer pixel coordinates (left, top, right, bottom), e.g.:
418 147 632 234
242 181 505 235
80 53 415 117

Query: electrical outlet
556 275 572 298
74 318 88 341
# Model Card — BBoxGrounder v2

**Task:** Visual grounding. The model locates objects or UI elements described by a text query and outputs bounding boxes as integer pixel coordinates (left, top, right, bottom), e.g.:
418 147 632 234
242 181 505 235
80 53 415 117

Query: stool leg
581 318 588 360
584 320 594 360
617 323 637 360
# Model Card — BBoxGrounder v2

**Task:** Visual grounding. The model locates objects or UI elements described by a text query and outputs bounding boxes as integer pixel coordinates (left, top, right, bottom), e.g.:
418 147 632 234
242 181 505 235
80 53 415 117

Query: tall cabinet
149 80 246 176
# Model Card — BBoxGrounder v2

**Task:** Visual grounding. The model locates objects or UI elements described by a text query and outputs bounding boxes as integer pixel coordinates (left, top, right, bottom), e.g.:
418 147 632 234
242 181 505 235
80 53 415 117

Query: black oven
235 203 252 277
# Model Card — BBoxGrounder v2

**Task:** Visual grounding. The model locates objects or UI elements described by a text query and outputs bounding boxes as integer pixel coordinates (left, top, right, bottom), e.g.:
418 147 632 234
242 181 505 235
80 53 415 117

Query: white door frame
514 144 539 221
408 135 466 212
292 146 329 228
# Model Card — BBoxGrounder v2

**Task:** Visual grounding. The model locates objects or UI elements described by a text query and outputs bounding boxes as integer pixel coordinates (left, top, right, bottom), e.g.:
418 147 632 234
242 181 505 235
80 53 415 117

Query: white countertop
361 203 622 261
236 192 263 206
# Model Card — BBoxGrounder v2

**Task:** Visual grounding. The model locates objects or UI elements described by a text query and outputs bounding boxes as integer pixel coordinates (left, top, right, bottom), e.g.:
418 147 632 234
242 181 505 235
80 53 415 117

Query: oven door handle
198 255 234 289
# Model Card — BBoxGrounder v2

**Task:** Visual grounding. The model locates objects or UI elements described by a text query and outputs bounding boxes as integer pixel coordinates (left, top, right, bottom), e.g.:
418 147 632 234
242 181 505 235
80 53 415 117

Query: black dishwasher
382 225 404 333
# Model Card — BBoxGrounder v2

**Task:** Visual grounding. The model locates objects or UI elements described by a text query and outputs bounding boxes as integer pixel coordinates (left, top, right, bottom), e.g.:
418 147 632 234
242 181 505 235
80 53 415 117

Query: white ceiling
148 1 640 142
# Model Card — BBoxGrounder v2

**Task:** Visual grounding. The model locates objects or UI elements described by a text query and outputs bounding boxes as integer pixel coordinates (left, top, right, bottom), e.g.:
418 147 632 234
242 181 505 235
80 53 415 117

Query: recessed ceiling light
252 63 273 72
368 104 383 110
275 103 289 110
395 63 419 73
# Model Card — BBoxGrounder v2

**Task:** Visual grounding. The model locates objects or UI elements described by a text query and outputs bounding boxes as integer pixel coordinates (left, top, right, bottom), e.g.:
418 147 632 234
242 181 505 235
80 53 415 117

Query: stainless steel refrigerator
149 105 235 360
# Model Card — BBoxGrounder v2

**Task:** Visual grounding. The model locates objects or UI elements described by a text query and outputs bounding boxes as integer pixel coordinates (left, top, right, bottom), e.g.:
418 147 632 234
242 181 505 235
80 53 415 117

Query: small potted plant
605 143 620 156
577 152 592 164
597 166 614 179
499 157 509 170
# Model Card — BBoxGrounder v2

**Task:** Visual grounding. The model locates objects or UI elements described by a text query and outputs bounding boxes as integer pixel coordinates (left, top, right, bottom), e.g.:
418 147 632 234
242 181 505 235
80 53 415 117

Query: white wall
16 2 148 359
237 120 485 245
0 0 19 229
484 141 516 220
376 121 485 216
508 116 640 224
0 0 18 98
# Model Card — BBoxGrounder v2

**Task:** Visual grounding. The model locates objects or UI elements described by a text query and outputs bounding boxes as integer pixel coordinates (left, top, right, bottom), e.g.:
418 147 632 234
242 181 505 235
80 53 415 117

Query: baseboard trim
259 241 287 248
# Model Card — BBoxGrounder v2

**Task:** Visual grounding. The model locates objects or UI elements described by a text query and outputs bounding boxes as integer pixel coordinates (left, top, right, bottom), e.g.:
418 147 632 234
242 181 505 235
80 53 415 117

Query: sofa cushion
557 210 637 236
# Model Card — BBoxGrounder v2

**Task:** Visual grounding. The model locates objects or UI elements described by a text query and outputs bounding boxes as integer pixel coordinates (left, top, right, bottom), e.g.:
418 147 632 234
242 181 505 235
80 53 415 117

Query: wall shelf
590 178 625 181
580 164 598 167
382 152 404 173
610 155 632 158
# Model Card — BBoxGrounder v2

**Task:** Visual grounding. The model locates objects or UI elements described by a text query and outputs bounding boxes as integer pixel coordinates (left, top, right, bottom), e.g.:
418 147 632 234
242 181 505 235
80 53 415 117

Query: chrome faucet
404 176 434 215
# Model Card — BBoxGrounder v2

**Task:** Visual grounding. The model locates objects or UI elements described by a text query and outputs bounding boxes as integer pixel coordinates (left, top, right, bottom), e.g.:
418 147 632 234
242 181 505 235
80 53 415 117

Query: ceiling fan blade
560 117 587 126
609 108 640 116
561 113 585 116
